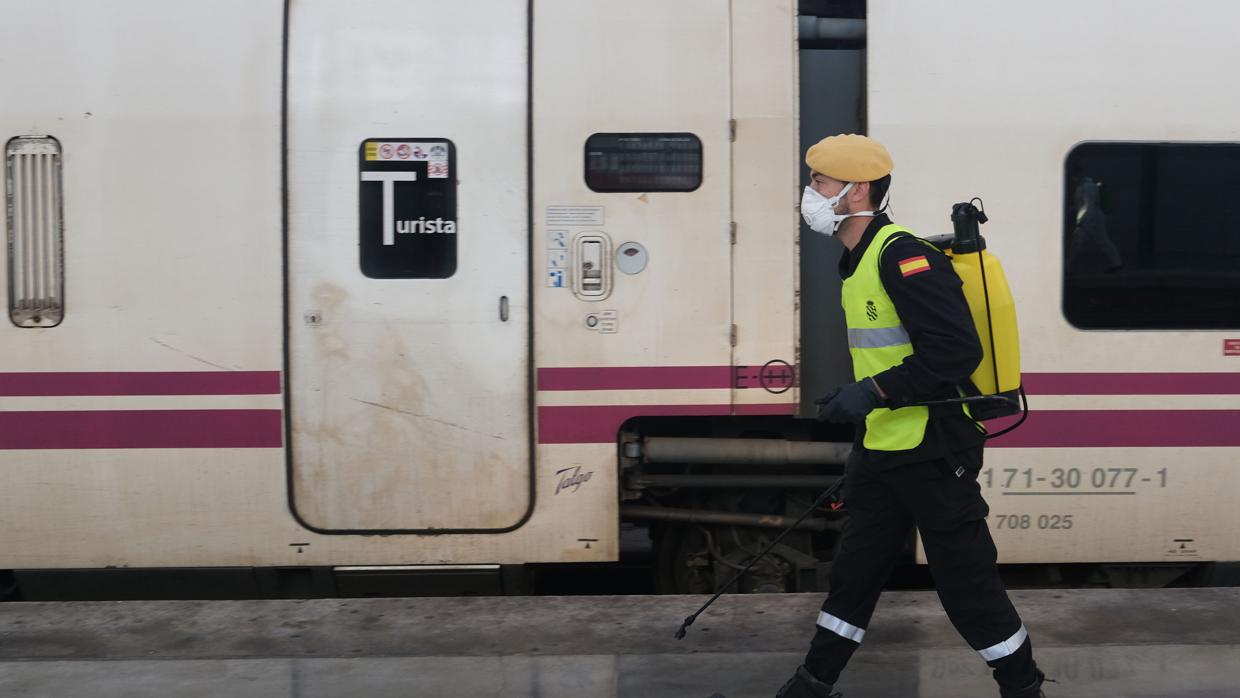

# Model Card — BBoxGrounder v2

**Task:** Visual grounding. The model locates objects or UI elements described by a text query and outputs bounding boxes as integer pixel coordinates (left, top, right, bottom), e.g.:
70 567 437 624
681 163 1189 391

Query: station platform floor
1 587 1237 697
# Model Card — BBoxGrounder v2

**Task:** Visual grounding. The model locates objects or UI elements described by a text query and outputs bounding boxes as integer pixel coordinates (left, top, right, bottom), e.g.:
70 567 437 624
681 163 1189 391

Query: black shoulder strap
876 230 938 267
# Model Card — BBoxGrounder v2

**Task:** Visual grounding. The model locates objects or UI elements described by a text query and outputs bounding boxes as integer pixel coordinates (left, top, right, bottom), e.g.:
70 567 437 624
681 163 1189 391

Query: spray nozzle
969 197 989 224
951 199 988 253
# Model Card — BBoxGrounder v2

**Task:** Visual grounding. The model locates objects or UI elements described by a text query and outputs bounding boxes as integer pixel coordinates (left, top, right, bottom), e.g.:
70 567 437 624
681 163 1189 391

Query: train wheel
653 523 716 594
654 522 803 594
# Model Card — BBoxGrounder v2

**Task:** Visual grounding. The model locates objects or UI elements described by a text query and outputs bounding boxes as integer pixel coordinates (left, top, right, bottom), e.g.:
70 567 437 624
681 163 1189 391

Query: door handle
572 232 612 300
499 295 509 322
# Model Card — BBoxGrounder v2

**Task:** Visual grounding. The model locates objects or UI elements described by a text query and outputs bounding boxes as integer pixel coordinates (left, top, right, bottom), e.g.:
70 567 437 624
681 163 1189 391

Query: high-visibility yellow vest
841 223 932 451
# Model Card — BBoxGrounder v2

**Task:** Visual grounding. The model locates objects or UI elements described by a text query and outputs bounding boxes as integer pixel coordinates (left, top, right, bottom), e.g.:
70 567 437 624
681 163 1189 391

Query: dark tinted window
358 139 456 279
585 133 702 192
1064 142 1240 329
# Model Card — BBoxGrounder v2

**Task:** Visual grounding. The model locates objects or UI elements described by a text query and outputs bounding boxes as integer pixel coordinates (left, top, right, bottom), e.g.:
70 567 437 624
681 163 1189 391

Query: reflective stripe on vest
840 224 929 451
847 326 911 349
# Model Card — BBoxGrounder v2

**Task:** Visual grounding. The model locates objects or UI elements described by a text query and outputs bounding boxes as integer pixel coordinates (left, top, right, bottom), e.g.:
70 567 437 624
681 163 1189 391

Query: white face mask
801 181 876 235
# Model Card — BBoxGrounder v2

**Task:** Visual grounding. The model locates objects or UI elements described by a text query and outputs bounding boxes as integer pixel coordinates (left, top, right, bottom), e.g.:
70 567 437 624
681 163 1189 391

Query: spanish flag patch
898 255 931 277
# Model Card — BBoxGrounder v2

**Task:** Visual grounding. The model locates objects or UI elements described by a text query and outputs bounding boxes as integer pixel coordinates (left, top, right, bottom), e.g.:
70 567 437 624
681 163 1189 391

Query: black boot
774 666 841 698
1000 668 1046 698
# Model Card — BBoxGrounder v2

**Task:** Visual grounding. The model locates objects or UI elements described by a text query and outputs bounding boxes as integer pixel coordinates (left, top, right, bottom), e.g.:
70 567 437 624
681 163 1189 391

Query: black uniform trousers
803 447 1039 695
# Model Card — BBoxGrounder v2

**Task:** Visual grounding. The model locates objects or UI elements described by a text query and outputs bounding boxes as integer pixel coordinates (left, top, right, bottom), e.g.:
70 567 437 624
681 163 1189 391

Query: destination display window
358 138 457 279
584 133 702 192
1063 142 1240 329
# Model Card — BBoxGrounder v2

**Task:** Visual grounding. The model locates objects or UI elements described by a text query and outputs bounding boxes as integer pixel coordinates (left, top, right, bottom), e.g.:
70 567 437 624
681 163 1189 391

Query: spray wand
674 476 847 640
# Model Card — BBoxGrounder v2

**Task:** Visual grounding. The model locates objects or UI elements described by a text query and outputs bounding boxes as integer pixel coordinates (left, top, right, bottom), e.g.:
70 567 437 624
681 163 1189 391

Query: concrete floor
1 588 1237 697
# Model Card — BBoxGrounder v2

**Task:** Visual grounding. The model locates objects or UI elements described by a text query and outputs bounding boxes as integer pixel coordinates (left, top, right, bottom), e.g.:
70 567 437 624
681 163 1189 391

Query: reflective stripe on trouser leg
817 611 865 643
977 624 1028 662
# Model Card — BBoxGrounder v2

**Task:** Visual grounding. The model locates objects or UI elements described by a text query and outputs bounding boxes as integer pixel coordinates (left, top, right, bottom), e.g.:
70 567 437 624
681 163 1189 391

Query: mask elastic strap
840 182 888 220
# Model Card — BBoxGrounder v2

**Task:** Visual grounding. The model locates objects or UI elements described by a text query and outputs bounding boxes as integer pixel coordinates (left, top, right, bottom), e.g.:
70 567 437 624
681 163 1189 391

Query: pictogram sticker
379 143 394 159
396 144 411 159
1225 339 1240 356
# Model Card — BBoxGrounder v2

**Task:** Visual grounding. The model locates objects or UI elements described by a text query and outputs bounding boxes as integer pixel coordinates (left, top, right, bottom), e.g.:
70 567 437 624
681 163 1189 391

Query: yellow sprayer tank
947 246 1021 396
946 201 1022 420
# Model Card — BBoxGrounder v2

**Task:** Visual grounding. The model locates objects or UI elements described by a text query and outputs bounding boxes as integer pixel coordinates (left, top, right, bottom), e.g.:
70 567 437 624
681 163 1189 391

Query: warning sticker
1226 339 1240 356
366 141 450 179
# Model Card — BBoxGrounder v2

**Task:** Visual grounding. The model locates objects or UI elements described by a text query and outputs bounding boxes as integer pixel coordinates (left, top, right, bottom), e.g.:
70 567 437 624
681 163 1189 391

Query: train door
796 19 867 411
285 1 531 532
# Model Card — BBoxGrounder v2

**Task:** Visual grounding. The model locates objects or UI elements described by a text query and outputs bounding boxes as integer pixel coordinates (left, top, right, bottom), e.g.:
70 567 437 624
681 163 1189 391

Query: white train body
0 0 1237 575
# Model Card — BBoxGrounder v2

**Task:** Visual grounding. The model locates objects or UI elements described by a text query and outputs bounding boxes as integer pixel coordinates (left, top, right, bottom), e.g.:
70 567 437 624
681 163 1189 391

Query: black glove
814 378 884 424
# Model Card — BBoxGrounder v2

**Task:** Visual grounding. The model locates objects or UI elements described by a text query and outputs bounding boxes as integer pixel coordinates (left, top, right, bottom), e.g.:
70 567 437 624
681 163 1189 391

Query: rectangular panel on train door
286 0 530 532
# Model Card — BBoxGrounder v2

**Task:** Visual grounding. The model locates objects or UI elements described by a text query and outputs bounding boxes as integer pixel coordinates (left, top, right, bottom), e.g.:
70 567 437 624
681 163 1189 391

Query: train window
1063 142 1240 329
358 138 457 279
6 136 65 328
584 133 702 192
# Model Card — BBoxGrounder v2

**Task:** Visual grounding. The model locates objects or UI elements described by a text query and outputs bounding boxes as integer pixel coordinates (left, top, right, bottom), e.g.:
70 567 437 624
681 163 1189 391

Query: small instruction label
547 269 565 288
547 205 604 226
1166 538 1200 558
1225 339 1240 356
547 249 567 269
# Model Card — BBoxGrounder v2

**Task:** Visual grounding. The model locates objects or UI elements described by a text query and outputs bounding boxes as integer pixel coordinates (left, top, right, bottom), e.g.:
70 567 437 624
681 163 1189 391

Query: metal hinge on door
730 221 737 245
730 324 738 347
728 119 737 142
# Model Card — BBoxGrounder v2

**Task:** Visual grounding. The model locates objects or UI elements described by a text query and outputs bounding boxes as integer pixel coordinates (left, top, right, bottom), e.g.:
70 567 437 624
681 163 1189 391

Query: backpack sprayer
918 198 1028 437
674 200 1027 640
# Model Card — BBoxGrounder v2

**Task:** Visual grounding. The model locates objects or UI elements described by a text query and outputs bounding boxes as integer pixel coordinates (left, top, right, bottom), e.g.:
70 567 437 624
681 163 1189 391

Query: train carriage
1 0 1238 595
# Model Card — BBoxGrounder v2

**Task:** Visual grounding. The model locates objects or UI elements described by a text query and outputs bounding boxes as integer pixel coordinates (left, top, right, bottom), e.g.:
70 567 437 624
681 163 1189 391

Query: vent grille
6 136 64 327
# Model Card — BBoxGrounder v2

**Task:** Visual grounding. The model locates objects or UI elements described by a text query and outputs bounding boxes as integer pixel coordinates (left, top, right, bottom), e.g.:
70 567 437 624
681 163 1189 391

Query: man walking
775 134 1045 698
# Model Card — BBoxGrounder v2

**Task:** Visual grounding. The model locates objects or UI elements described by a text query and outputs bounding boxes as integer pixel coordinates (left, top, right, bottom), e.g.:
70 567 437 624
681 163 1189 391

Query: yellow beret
805 134 893 182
